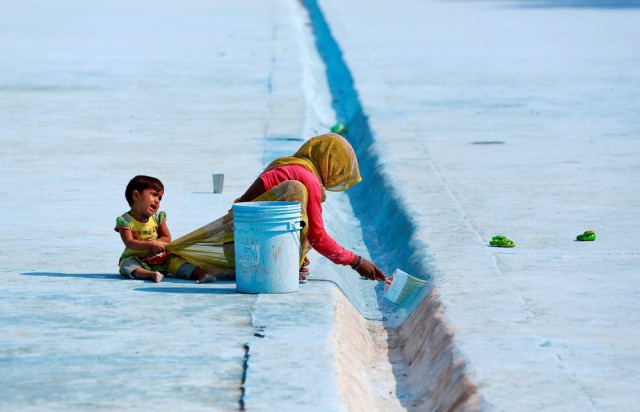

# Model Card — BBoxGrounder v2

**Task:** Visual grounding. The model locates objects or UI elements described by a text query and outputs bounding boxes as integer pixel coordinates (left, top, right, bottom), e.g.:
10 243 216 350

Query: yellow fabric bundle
166 133 361 273
266 133 361 192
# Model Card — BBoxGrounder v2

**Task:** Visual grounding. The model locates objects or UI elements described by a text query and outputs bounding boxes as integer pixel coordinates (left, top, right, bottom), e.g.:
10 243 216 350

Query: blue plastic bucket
233 201 302 294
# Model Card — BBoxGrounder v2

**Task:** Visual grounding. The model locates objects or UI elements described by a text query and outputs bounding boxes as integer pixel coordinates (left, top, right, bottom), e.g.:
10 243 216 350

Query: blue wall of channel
302 0 432 321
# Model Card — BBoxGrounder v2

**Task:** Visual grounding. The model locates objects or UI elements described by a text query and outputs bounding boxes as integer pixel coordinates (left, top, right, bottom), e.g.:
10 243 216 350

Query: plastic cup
213 174 224 193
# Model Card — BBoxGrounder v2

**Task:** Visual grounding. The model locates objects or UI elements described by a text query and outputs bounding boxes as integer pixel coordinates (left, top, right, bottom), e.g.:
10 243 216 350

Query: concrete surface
2 0 639 410
319 0 640 410
0 0 384 410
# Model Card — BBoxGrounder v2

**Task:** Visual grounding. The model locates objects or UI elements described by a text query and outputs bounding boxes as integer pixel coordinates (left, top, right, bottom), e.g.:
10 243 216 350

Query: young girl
115 175 214 283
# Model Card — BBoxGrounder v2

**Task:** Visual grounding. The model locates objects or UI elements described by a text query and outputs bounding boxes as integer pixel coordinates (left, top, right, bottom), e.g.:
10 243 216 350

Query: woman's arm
349 255 387 282
238 178 266 202
304 183 355 265
308 204 386 281
258 164 387 281
302 173 386 280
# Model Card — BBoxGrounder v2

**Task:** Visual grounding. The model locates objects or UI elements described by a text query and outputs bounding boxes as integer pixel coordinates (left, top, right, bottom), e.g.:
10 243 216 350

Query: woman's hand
350 255 386 282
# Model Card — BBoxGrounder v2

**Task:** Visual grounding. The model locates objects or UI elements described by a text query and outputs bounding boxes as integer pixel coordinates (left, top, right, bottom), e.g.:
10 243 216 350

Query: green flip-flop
576 230 596 241
331 123 348 134
490 235 515 248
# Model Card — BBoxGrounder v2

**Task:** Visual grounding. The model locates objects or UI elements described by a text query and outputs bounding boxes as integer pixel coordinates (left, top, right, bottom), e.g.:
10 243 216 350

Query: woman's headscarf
265 133 362 192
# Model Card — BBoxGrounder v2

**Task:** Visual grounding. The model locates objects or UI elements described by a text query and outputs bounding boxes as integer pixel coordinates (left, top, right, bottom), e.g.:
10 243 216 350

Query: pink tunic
260 164 355 266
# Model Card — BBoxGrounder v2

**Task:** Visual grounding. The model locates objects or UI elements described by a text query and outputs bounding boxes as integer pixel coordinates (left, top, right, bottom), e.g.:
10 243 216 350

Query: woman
237 133 386 282
167 133 386 283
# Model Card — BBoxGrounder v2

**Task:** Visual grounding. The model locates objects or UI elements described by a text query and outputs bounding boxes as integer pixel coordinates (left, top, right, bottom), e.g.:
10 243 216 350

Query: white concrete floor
0 1 372 410
321 0 640 409
2 0 639 410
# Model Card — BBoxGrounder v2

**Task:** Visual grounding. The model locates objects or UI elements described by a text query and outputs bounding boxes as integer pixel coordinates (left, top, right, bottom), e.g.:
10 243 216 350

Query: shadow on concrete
21 272 119 280
135 285 237 294
20 273 233 286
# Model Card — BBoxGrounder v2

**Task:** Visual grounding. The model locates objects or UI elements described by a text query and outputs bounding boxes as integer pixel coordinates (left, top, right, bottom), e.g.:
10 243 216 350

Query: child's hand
149 241 166 254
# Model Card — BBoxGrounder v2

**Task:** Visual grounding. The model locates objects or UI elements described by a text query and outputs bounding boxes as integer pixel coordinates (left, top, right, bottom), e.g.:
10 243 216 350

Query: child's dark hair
125 175 164 206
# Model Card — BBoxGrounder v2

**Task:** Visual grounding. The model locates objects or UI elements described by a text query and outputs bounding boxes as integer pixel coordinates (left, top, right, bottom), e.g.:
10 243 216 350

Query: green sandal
576 230 596 241
490 235 515 248
331 123 348 134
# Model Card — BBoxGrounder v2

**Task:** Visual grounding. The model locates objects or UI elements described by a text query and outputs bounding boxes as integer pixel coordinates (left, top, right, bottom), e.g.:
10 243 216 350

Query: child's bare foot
132 268 164 282
196 273 217 284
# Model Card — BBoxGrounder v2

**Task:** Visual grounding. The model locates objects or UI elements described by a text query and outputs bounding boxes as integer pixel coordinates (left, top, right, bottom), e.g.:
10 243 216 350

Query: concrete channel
298 0 480 410
9 0 637 410
0 0 445 409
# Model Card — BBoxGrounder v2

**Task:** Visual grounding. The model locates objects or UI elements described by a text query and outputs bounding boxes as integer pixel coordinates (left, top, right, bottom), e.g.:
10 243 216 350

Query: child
115 175 215 283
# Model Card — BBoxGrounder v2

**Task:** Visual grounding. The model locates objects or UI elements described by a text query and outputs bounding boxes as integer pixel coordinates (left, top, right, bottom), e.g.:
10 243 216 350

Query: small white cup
213 174 224 193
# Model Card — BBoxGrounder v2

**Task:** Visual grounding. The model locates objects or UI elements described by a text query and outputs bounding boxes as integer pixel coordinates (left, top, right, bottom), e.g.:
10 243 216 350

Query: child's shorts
119 254 197 280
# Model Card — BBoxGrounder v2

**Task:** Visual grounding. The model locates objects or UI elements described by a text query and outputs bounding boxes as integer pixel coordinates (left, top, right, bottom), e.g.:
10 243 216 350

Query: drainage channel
239 0 479 409
300 0 421 284
298 0 421 409
300 0 481 410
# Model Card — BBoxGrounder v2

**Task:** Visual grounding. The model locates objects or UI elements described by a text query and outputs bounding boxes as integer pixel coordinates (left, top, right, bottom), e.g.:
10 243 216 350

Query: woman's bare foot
300 256 310 274
196 273 217 284
299 256 310 283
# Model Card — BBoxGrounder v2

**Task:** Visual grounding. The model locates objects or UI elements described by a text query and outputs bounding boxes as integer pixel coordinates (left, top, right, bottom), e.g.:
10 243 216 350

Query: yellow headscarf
265 133 362 192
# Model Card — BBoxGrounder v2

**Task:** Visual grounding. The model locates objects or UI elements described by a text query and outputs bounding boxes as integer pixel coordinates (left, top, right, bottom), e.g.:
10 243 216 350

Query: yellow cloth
265 133 361 192
165 212 235 275
166 133 361 273
166 181 309 274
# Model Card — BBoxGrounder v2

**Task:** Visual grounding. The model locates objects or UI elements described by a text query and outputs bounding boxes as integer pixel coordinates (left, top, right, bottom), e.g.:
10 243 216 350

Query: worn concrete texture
320 0 640 410
2 0 639 410
0 0 385 410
